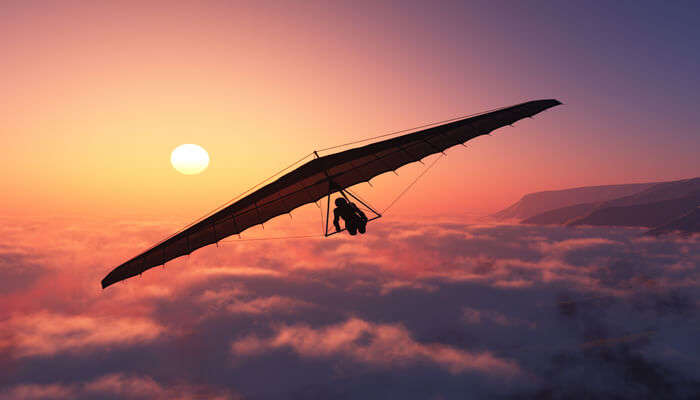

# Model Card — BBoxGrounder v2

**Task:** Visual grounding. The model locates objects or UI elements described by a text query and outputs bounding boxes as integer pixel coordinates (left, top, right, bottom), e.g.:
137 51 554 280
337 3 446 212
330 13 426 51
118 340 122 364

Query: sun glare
171 144 210 175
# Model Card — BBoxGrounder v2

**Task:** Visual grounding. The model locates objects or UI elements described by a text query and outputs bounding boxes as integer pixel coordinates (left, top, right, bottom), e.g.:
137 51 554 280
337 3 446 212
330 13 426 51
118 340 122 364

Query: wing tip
101 277 112 289
538 98 562 106
101 268 121 289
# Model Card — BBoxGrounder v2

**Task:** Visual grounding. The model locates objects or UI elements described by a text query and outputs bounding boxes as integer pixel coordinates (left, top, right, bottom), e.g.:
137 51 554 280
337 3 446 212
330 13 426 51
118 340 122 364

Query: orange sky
3 1 698 222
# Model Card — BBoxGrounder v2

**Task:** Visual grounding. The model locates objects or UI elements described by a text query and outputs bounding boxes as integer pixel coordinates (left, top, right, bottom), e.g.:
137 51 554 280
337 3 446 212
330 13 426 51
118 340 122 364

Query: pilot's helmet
335 198 347 207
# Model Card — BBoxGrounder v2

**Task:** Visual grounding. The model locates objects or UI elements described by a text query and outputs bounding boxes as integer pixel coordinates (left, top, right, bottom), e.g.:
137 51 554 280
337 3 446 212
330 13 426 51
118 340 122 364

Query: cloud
462 306 536 329
536 237 619 255
3 312 163 357
0 250 45 295
227 295 315 314
0 383 74 400
82 374 238 400
0 374 240 400
379 279 438 295
232 318 520 376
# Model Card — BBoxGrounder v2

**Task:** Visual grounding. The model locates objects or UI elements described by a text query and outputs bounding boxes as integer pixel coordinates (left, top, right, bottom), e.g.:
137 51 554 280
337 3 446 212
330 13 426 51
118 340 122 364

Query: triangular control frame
324 187 381 237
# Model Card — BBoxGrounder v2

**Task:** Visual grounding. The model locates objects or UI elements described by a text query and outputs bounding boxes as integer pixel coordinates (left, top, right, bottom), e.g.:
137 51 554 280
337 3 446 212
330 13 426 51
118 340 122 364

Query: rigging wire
219 153 446 242
382 153 445 214
315 105 508 153
138 108 504 249
181 151 315 227
220 234 322 243
318 197 325 235
144 152 315 251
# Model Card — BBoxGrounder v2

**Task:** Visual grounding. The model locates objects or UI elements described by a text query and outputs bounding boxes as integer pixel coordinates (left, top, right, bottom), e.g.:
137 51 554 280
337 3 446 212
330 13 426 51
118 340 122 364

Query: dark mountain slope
646 207 700 236
598 177 700 208
567 192 700 228
522 202 599 225
493 182 657 220
515 177 700 228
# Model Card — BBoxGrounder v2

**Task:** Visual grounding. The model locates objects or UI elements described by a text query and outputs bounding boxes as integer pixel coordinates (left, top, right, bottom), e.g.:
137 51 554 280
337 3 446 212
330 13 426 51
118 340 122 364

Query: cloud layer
1 215 699 399
232 318 520 376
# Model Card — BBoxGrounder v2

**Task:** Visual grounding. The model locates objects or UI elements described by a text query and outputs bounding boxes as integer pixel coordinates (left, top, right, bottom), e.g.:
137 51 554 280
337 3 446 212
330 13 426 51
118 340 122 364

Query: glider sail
101 99 561 288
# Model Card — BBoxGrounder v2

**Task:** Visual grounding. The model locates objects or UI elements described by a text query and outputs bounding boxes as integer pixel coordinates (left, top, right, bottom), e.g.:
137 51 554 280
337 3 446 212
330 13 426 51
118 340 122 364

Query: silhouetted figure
333 198 368 235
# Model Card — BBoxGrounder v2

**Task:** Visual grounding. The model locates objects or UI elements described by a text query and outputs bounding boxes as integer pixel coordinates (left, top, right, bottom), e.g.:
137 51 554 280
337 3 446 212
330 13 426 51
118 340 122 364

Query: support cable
220 234 322 243
144 152 315 251
143 108 501 248
382 153 445 214
315 105 508 153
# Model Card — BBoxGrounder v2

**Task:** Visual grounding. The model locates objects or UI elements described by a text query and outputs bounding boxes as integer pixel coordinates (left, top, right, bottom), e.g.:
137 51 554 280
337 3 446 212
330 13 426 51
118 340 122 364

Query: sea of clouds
1 215 699 399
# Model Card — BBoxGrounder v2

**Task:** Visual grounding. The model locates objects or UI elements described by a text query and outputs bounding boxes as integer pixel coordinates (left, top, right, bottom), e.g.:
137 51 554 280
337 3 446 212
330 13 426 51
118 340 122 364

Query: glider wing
101 99 561 288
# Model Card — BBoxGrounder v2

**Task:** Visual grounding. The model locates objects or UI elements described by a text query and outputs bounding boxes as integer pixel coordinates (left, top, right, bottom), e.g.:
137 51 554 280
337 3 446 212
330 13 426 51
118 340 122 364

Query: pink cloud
231 318 520 376
83 375 165 399
536 237 618 254
227 295 315 314
185 265 284 280
379 280 438 295
196 286 314 315
82 374 238 400
3 312 163 357
0 374 239 400
0 383 74 400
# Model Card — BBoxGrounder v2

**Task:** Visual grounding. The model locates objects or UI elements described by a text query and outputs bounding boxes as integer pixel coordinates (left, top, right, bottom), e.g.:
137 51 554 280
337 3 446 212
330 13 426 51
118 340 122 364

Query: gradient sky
2 2 700 399
2 0 699 220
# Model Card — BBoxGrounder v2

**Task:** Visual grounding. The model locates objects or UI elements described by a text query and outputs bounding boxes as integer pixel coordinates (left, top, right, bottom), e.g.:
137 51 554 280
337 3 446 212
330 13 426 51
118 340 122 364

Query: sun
170 144 210 175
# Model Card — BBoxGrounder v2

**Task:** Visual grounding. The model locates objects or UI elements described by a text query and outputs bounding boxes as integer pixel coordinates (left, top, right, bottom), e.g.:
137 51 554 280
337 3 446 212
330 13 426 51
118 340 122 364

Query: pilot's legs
345 218 358 235
357 219 367 234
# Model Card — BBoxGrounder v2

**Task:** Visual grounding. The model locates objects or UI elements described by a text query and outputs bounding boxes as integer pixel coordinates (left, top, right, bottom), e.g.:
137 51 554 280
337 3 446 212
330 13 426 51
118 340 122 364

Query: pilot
333 198 368 235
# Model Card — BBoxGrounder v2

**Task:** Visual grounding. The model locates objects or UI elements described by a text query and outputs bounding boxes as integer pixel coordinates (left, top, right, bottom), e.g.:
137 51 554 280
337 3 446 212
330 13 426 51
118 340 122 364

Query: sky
2 0 699 220
2 1 700 399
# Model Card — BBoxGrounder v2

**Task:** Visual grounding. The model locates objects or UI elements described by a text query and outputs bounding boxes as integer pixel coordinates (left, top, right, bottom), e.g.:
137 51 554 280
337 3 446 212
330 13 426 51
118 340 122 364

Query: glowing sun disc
171 144 209 175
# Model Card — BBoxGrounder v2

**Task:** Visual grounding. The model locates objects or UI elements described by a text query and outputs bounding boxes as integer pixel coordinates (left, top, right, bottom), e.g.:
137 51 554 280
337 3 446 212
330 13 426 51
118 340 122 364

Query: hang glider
101 99 561 288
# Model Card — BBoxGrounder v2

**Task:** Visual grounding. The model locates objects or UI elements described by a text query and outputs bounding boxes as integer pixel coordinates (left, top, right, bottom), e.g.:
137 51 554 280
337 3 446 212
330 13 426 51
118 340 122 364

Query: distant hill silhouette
567 191 700 227
595 177 700 208
522 202 599 225
496 177 700 236
492 183 658 220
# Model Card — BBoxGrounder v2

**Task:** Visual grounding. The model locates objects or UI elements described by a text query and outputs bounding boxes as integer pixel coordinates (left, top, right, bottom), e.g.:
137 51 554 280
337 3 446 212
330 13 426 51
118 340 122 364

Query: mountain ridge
493 182 658 220
495 177 700 236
